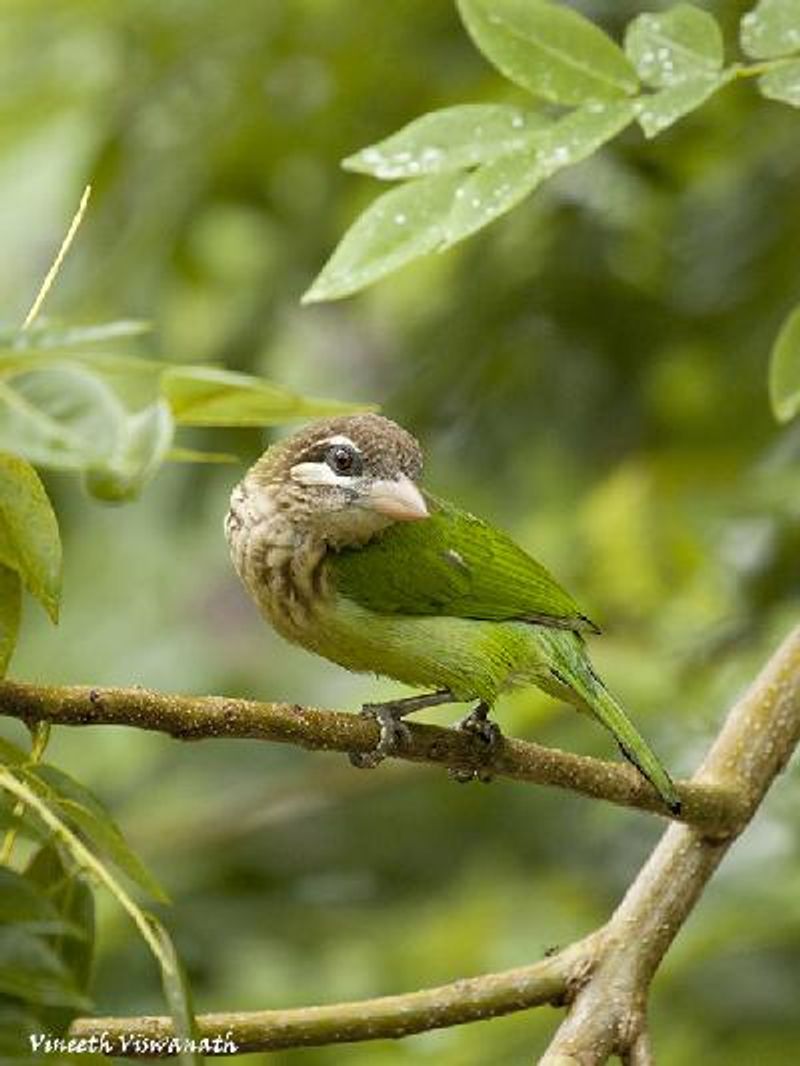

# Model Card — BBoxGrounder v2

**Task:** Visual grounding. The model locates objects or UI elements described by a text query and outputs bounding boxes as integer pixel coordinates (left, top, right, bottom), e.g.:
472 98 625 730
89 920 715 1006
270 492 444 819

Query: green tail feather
542 634 681 815
582 678 681 815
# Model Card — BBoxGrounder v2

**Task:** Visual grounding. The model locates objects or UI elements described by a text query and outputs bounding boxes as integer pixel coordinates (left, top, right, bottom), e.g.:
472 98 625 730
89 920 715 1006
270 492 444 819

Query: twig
21 183 91 331
0 680 743 831
70 938 592 1056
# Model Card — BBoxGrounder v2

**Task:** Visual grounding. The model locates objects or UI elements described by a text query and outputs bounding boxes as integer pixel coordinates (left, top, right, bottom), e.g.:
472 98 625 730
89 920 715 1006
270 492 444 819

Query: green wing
329 495 599 633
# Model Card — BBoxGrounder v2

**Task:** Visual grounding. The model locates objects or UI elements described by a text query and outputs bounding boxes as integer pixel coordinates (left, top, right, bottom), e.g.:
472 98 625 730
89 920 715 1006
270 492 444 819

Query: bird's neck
225 478 331 634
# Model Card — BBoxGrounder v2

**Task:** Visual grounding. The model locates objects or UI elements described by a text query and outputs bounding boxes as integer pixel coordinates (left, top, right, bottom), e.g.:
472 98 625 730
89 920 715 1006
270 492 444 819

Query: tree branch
0 680 742 831
540 624 800 1062
70 937 593 1056
8 626 800 1062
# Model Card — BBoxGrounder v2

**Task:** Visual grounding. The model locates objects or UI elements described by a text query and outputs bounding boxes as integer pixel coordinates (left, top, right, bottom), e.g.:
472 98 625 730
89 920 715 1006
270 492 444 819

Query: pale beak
364 475 429 521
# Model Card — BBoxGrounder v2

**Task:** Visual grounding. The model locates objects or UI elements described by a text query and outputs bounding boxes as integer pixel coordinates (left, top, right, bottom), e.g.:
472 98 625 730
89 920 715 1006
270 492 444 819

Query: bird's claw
448 703 502 784
348 703 412 769
459 706 502 747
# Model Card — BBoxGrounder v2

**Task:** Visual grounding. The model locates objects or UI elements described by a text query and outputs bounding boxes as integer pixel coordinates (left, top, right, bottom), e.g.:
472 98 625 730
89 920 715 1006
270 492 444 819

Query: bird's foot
449 702 502 784
348 703 413 769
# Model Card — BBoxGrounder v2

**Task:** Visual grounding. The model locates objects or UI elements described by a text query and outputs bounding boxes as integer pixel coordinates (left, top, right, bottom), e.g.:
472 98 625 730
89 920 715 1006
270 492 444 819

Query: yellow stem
0 720 51 866
21 183 92 331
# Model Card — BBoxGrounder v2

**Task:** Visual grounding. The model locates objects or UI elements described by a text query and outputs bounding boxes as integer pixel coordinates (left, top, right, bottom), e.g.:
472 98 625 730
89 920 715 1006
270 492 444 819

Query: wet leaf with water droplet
302 173 464 302
758 58 800 105
306 101 635 300
634 72 729 138
442 151 546 247
343 105 548 179
625 4 724 88
457 0 638 106
443 100 635 247
740 0 800 59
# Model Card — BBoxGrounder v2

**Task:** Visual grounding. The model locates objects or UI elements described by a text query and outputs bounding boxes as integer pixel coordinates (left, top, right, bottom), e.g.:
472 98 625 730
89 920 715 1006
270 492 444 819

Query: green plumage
227 412 679 814
326 495 679 813
333 495 598 632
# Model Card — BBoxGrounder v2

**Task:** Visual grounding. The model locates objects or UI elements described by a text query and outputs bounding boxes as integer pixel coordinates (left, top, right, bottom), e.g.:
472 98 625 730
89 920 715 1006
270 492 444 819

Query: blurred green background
3 0 800 1062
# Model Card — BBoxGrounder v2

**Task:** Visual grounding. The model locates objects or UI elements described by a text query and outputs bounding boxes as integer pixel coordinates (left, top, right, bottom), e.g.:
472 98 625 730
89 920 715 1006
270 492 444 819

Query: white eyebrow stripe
290 460 354 487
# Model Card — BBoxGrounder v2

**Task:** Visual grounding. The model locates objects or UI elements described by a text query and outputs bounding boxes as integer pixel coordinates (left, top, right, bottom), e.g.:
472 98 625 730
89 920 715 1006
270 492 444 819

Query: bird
225 413 680 814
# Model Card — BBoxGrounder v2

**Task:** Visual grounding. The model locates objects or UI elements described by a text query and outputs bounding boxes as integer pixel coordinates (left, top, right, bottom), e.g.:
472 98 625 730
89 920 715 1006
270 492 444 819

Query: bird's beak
364 475 429 521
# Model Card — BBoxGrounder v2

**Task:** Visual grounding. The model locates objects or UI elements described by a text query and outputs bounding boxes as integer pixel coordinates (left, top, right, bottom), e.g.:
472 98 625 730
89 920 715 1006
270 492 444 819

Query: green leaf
0 767 172 981
442 100 635 246
634 72 729 137
0 927 91 1010
0 803 46 843
741 0 800 59
0 347 162 376
57 798 169 904
0 867 84 937
30 765 169 904
146 915 203 1066
769 303 800 421
758 57 800 104
163 365 370 423
624 5 729 137
441 149 546 248
0 367 177 498
302 173 463 303
457 0 638 105
0 349 165 414
0 1002 45 1058
83 400 174 503
307 102 636 299
343 104 548 178
27 844 96 1035
0 454 62 621
5 319 151 350
0 367 121 472
624 4 724 87
0 565 21 677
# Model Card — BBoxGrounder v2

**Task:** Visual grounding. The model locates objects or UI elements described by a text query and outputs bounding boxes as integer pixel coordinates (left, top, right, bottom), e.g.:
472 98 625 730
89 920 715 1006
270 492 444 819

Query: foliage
304 0 800 434
0 736 177 1063
1 0 800 1063
0 81 365 1066
305 0 800 308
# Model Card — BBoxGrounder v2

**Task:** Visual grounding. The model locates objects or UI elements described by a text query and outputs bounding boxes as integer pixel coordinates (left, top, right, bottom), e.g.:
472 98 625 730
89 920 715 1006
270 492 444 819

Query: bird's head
236 414 428 548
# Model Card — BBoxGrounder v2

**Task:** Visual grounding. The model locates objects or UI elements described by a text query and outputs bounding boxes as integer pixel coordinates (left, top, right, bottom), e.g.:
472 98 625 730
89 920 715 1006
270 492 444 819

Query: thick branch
70 938 593 1056
10 627 800 1062
541 625 800 1063
0 680 742 831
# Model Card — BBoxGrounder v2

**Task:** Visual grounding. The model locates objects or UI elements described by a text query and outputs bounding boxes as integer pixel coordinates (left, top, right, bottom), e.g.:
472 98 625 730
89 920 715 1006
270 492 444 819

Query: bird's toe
374 707 412 756
457 703 502 749
348 702 412 769
449 702 503 783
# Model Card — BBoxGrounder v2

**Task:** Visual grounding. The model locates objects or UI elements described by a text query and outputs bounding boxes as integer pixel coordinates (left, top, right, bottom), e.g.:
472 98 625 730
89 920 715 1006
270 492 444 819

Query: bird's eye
326 444 361 476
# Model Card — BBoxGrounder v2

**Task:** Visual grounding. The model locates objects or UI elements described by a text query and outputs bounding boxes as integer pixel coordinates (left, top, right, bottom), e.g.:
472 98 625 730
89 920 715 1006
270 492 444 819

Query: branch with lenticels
4 625 800 1061
0 678 740 830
